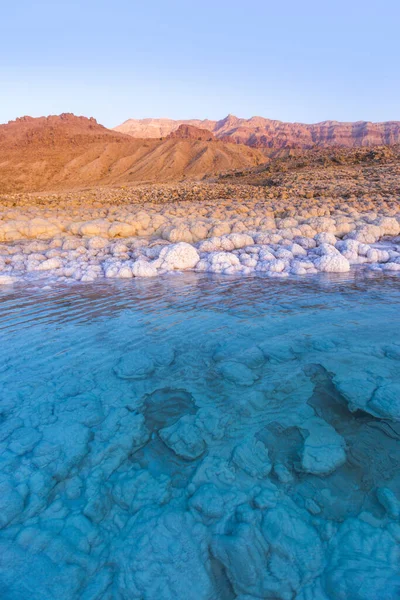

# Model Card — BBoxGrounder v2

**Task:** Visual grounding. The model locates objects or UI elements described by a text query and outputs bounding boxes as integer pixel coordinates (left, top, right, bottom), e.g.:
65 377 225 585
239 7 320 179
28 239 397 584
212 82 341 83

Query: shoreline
0 180 398 286
0 239 399 287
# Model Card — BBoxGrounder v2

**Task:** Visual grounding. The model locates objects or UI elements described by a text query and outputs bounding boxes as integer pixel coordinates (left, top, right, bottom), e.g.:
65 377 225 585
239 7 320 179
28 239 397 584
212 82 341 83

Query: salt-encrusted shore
0 183 399 284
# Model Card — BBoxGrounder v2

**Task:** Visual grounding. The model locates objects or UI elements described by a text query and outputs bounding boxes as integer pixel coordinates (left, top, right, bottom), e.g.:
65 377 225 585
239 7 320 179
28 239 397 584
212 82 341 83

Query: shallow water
0 273 400 599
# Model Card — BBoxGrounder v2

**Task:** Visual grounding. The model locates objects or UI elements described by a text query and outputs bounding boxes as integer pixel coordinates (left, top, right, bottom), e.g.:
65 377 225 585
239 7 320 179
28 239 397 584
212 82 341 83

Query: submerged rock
231 437 272 478
369 383 400 421
142 388 197 430
300 417 347 475
216 361 258 386
114 350 155 380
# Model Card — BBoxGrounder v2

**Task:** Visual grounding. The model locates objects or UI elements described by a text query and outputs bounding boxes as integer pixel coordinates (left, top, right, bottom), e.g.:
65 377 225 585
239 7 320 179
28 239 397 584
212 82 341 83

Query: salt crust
0 207 399 282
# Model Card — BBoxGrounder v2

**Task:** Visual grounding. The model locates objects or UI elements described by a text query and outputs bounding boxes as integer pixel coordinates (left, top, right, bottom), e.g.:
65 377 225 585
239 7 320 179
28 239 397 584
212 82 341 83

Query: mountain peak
167 124 215 141
221 114 239 124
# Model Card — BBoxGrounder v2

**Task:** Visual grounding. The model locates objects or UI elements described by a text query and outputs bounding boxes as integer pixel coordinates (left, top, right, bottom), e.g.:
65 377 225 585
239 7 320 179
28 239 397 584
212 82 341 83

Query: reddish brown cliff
167 124 215 141
115 114 400 149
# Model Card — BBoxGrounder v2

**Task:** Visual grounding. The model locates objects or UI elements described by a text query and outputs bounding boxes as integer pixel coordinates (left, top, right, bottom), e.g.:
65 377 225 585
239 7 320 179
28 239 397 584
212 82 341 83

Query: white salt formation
0 188 399 282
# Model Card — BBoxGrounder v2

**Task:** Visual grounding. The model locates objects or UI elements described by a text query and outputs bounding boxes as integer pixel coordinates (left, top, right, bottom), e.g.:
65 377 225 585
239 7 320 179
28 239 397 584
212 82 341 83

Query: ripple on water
0 273 399 599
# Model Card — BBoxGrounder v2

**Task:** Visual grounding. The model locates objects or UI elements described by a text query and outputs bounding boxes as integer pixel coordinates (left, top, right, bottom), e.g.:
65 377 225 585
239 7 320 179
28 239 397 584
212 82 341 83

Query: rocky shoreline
0 183 399 285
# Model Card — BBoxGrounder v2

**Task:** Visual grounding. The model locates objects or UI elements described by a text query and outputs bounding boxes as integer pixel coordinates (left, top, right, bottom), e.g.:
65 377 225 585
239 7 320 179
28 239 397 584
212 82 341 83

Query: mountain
114 117 217 139
166 124 215 141
115 114 400 149
0 114 266 193
0 113 128 147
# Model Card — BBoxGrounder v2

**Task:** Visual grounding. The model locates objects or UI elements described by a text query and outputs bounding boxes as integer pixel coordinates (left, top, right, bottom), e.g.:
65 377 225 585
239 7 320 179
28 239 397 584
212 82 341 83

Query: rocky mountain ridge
115 114 400 149
166 124 215 141
0 114 265 192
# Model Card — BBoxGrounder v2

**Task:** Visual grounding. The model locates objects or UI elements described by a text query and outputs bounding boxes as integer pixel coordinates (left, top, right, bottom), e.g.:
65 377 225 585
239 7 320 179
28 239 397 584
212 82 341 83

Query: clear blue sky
1 0 399 127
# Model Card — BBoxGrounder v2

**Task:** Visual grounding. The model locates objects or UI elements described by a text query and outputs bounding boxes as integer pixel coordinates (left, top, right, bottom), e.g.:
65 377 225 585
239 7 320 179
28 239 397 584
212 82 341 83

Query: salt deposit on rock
0 182 398 283
131 259 157 277
315 254 350 273
156 242 200 271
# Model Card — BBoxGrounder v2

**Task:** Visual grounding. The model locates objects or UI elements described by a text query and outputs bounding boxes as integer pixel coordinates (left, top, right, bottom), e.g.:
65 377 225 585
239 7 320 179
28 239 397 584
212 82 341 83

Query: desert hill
217 144 400 182
0 114 266 193
167 124 215 141
115 114 400 149
212 144 400 201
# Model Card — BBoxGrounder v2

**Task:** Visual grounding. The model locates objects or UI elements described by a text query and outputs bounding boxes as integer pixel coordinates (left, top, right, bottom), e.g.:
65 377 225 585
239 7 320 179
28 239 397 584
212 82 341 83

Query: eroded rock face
167 124 215 141
116 114 400 149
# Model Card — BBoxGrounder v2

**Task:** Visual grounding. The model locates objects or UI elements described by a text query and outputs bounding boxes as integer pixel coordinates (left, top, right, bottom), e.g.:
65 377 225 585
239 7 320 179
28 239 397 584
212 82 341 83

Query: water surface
0 273 399 599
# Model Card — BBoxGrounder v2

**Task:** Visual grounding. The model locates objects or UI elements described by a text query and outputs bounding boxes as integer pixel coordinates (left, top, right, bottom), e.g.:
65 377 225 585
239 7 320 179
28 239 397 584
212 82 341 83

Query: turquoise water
0 273 400 599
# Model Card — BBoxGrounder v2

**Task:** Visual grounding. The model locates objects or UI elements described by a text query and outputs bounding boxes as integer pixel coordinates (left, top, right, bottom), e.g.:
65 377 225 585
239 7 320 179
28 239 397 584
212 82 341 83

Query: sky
1 0 399 128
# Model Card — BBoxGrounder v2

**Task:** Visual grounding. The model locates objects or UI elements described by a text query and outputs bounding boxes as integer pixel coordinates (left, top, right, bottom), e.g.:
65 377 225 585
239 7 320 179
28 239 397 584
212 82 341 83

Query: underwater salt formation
0 275 399 599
